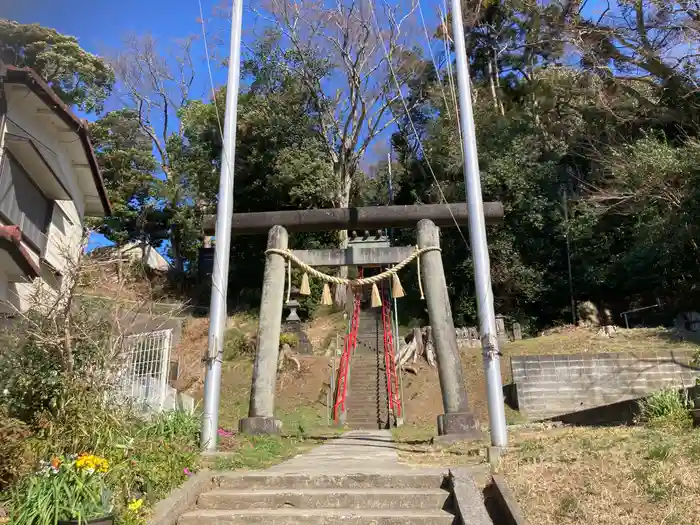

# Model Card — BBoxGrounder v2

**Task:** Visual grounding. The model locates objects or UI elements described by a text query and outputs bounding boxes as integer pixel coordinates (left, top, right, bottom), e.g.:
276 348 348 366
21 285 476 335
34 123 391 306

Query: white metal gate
120 329 173 411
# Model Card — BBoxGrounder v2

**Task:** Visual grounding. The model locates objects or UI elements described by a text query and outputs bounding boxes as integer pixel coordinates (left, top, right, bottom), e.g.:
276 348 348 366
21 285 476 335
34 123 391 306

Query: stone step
345 419 389 426
197 488 450 511
179 509 454 524
345 409 386 414
348 393 384 397
213 473 447 490
346 405 387 410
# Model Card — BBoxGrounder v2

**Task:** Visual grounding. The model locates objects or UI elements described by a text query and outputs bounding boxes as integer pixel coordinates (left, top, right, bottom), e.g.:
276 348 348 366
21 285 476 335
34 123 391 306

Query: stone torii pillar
417 219 481 440
239 225 288 435
229 204 504 438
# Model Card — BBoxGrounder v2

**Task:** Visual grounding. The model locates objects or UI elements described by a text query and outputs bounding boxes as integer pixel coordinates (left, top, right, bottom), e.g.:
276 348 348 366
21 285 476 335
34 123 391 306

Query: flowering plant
12 453 113 524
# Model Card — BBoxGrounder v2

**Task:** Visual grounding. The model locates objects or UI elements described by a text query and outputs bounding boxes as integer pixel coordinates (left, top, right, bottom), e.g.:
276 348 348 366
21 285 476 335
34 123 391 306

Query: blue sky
5 0 607 252
6 0 228 251
5 0 445 251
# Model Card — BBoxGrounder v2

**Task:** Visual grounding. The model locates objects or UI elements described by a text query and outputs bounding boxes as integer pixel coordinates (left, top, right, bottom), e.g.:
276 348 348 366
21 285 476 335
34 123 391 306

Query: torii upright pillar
417 219 480 439
239 225 288 435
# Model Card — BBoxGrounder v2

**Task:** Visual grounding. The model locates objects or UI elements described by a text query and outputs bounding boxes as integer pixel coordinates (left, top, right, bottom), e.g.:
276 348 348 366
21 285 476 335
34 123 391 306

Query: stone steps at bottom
178 508 455 524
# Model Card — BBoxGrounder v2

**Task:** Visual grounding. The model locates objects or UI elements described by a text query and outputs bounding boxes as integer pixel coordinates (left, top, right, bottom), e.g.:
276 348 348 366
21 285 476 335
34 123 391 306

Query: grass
210 406 340 472
212 434 316 471
500 426 700 525
207 352 341 473
638 389 694 429
506 327 697 357
394 420 700 524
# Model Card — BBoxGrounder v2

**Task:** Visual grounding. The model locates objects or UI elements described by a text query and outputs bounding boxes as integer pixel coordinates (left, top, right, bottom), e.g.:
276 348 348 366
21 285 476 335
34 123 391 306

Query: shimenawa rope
266 246 440 306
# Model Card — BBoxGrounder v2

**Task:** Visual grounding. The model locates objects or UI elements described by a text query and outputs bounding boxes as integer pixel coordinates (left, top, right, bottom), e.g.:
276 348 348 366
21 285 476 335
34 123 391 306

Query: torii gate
201 0 508 452
200 202 504 441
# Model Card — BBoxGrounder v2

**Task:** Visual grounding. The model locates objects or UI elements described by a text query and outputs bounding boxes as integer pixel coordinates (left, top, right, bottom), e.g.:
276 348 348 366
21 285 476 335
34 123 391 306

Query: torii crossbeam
202 202 504 236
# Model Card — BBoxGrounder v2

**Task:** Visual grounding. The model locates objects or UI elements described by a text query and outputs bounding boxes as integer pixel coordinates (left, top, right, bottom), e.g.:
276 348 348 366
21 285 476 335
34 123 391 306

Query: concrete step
198 488 450 511
213 473 447 490
346 408 386 415
178 509 455 524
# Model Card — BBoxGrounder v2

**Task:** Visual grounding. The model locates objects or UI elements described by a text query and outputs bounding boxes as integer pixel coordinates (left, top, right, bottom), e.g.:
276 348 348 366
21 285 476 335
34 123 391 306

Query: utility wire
369 0 469 247
197 0 234 308
439 1 465 161
416 0 451 120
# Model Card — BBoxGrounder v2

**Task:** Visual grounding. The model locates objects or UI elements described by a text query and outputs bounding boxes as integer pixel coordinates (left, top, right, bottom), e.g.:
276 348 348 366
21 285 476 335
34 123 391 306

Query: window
0 153 53 253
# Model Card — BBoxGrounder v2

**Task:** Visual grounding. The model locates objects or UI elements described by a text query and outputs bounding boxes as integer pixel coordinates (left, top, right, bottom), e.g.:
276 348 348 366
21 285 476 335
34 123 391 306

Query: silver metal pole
449 0 507 447
200 0 244 451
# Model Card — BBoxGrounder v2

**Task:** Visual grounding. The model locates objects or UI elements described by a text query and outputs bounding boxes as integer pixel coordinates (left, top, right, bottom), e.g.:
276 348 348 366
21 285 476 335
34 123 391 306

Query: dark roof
0 225 40 278
0 65 111 215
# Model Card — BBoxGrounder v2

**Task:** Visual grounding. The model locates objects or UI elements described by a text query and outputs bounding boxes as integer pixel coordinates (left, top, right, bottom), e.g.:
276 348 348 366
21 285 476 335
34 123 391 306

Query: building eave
0 64 112 216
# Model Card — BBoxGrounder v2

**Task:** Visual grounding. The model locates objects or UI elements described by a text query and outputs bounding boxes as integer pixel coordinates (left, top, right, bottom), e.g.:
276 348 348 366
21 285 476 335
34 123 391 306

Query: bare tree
109 34 199 272
562 0 700 113
241 0 422 302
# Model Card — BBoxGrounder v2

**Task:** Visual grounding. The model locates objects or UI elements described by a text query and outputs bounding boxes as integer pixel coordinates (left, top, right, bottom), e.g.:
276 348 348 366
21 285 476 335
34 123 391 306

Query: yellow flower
128 498 143 512
76 454 109 473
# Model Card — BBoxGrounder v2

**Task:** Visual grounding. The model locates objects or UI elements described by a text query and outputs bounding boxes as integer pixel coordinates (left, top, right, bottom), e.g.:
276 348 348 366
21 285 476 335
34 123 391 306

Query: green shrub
11 454 112 525
139 409 200 445
0 408 34 491
0 337 66 423
279 332 299 348
638 389 692 429
223 329 255 360
0 260 200 523
31 384 132 458
0 300 114 424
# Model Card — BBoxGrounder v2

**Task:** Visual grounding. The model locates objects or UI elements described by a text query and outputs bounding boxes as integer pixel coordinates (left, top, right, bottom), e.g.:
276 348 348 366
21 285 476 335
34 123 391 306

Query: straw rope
265 246 440 287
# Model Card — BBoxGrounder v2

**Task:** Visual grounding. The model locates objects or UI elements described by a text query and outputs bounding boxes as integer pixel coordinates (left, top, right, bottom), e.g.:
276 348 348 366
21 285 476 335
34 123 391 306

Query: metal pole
200 0 244 451
449 0 507 447
562 186 576 325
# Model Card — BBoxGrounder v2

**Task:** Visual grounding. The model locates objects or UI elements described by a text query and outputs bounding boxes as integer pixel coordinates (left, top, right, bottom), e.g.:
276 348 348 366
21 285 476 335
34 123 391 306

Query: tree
109 33 199 272
244 0 426 303
89 109 169 248
171 42 338 305
0 20 114 113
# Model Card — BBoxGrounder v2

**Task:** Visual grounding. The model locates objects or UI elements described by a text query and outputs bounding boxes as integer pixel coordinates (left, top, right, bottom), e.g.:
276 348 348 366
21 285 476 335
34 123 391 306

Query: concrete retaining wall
511 351 699 420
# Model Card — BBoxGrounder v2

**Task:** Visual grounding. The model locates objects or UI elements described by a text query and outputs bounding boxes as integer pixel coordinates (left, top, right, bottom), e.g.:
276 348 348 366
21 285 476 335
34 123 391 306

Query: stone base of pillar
239 416 282 435
436 412 482 441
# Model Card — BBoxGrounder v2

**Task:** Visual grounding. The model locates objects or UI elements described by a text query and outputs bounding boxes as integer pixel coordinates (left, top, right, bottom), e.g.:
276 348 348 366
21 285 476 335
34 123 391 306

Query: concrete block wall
511 351 699 420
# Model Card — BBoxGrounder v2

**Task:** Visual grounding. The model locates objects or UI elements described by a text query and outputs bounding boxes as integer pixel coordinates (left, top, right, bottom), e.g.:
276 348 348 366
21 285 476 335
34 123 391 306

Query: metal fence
119 329 173 411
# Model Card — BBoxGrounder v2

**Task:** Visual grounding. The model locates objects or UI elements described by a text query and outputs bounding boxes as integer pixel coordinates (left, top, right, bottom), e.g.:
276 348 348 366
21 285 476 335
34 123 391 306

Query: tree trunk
488 58 499 113
334 165 353 307
492 49 505 116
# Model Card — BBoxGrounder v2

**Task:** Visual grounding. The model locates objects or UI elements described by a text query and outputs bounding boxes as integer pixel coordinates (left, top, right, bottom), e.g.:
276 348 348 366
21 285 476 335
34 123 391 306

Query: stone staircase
346 308 391 429
178 471 457 524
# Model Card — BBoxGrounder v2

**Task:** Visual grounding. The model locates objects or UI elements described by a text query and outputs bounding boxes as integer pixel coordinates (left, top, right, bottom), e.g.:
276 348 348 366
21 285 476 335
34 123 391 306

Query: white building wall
0 89 90 312
5 91 86 220
44 203 84 274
